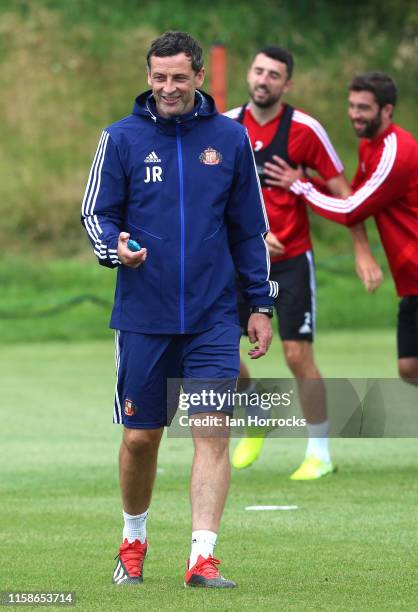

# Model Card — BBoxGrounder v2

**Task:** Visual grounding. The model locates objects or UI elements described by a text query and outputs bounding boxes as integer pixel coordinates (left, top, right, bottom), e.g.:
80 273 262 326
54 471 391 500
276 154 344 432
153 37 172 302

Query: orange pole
210 44 227 113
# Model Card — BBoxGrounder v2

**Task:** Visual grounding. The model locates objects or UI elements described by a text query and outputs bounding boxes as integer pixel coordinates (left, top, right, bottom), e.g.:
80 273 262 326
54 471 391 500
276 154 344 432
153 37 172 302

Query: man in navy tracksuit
81 31 277 589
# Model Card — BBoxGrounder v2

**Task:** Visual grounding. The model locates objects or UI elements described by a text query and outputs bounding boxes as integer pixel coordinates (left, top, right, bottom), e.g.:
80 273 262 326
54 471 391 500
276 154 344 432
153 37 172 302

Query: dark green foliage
0 0 417 254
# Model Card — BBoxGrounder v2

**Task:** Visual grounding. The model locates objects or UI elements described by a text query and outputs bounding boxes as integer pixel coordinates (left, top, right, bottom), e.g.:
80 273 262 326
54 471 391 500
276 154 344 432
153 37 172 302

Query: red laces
190 555 221 578
117 539 147 577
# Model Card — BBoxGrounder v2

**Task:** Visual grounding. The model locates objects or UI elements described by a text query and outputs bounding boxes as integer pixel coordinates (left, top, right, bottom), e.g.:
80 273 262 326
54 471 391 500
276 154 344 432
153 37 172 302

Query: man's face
348 90 384 138
247 53 291 109
147 52 205 118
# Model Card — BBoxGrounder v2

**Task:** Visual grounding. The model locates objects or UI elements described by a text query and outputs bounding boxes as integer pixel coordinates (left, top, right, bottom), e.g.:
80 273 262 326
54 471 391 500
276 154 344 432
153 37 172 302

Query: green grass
1 335 417 610
240 329 398 378
0 253 398 344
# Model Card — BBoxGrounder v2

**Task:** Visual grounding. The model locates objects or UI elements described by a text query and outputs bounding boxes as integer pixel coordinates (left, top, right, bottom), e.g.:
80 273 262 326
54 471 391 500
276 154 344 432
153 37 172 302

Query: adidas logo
298 323 312 334
298 312 312 334
144 151 161 163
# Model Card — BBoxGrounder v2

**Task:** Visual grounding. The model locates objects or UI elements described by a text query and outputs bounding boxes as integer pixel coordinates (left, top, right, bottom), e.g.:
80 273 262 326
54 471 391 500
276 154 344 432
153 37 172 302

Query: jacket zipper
176 123 185 333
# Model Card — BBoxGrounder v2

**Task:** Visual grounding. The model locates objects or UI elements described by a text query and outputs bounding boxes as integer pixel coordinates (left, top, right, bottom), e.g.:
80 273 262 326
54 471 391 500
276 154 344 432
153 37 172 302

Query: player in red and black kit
226 47 382 479
273 71 418 384
270 72 418 384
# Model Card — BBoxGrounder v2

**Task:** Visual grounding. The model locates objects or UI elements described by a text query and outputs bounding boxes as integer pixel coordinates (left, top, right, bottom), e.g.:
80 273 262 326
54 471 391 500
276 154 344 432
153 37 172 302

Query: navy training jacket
81 90 278 334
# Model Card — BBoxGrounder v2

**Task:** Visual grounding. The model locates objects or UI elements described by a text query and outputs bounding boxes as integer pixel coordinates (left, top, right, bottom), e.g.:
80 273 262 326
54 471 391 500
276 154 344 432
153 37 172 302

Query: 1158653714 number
0 592 75 606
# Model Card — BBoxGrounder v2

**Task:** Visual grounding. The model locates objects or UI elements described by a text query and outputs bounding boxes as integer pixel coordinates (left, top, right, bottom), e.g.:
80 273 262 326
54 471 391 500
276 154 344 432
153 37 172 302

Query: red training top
226 104 344 262
292 123 418 296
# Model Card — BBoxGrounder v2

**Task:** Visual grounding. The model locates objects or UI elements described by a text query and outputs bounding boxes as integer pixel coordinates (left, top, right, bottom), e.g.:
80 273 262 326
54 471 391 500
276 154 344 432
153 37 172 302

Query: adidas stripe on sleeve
81 131 127 268
290 133 401 225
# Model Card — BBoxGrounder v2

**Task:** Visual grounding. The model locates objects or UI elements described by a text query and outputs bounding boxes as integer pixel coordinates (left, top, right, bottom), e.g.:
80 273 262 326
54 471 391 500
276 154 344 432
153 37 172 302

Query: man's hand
117 232 147 268
355 253 384 292
264 155 303 190
265 231 285 257
247 313 273 359
350 223 383 293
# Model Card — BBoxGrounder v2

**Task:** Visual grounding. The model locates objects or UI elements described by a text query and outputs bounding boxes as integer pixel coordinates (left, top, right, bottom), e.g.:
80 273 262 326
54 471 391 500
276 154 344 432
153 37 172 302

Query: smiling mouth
162 96 180 103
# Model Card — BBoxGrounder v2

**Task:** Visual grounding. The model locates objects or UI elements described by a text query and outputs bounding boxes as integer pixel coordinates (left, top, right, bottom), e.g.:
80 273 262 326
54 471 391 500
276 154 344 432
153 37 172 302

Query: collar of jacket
132 89 217 135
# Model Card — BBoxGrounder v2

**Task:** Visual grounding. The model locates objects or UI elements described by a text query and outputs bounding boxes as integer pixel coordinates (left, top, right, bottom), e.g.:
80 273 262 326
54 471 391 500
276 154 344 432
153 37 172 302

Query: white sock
122 509 148 544
305 421 330 463
189 530 217 568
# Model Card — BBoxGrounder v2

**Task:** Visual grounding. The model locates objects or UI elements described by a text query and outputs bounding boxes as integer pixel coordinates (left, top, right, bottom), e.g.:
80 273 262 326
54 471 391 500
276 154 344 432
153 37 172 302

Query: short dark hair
251 46 294 79
349 72 397 108
147 31 204 73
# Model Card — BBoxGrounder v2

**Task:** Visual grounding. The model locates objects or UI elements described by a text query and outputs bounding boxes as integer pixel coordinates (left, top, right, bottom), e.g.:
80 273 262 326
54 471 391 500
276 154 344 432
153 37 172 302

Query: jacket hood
132 89 217 124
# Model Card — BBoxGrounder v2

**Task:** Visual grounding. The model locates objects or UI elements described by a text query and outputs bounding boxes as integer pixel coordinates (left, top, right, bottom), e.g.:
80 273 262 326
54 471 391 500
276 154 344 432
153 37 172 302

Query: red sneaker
184 555 236 588
112 539 148 585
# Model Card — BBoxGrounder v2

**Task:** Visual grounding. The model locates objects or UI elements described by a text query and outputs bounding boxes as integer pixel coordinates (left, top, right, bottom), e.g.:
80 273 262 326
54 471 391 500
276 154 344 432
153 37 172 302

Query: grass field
0 254 398 343
1 334 417 611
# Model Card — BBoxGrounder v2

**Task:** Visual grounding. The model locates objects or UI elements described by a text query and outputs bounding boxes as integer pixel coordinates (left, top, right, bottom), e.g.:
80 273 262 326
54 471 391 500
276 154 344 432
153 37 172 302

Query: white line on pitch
245 505 298 511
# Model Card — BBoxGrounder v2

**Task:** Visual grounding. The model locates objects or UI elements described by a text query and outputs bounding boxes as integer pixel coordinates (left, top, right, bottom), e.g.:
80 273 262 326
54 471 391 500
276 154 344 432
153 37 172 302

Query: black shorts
397 296 418 358
238 251 316 342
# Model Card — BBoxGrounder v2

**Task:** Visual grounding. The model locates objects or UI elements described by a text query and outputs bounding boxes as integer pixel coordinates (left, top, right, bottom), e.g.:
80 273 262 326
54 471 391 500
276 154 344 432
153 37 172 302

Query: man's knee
122 427 163 455
283 341 318 377
398 358 418 384
193 432 230 459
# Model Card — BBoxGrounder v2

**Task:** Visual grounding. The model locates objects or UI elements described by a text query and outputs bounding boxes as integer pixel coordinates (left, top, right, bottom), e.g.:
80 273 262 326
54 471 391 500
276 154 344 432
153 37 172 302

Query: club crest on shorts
124 399 136 417
199 147 222 165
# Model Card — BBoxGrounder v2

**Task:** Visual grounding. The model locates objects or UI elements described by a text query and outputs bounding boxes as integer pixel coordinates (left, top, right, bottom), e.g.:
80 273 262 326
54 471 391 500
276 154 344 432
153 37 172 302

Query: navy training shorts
113 323 241 429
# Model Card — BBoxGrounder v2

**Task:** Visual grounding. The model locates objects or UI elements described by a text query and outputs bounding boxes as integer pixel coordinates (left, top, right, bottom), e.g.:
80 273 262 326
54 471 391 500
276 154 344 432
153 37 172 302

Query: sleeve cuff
249 297 275 307
290 178 310 196
248 279 279 306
